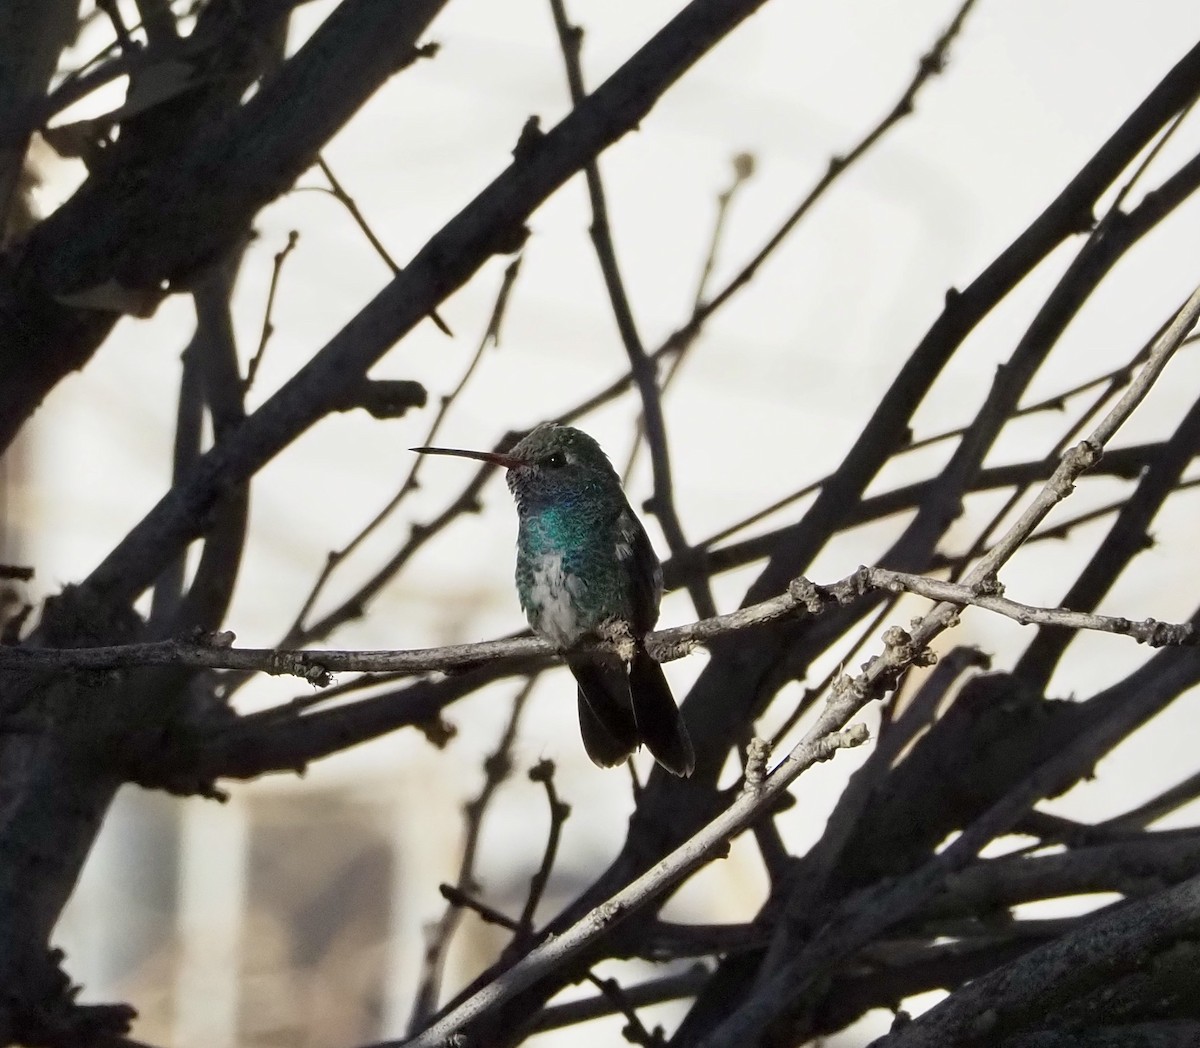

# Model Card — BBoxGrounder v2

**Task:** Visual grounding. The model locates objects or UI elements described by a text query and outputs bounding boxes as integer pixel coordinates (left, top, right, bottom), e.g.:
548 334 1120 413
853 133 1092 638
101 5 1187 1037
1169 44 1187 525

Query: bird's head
412 423 622 512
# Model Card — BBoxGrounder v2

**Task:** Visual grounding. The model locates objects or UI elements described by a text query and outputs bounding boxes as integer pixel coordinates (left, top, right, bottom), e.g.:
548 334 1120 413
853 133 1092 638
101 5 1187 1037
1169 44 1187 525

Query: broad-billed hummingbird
412 424 695 776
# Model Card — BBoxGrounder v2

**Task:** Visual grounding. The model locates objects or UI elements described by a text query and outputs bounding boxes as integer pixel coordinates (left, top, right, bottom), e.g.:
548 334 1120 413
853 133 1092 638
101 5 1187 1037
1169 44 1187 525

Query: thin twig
869 569 1196 645
767 597 897 751
694 346 1188 552
244 230 299 393
584 973 664 1047
693 153 756 312
515 760 571 940
691 0 980 336
1029 476 1200 541
316 155 452 335
926 471 1200 580
243 667 414 719
407 678 536 1032
622 152 755 483
438 885 519 931
529 966 711 1033
96 0 136 53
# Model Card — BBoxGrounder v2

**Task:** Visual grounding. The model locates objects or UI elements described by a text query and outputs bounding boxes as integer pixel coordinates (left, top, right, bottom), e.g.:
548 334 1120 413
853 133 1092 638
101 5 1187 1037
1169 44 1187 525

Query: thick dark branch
0 0 77 225
0 0 449 451
872 872 1200 1048
924 832 1200 920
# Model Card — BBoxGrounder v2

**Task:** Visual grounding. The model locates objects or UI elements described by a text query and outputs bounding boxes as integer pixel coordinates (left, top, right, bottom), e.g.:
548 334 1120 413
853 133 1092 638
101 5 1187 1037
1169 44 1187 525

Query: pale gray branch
2 562 1195 682
870 568 1196 646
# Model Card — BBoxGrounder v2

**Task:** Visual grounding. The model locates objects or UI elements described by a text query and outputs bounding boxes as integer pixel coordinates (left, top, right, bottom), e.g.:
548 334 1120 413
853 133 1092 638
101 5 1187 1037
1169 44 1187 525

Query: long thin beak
410 445 527 470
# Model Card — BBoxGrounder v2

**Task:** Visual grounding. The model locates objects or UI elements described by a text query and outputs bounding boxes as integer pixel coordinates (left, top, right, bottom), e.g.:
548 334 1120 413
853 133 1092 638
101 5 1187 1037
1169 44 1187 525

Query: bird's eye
543 451 567 468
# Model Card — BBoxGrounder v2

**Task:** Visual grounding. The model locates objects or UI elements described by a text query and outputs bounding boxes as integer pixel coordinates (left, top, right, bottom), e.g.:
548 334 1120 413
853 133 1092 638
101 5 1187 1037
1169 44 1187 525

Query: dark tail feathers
567 646 694 777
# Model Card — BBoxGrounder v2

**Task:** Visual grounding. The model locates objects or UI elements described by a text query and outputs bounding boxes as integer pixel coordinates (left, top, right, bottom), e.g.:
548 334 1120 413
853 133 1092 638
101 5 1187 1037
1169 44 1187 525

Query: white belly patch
527 553 585 647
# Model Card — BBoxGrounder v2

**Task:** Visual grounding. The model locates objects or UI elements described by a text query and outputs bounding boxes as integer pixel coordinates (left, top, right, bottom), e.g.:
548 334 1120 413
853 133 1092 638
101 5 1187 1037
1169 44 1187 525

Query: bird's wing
617 504 664 634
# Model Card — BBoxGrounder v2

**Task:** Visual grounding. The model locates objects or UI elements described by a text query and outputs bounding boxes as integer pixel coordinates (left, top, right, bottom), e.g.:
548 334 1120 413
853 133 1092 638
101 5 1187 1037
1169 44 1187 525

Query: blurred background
6 1 1200 1044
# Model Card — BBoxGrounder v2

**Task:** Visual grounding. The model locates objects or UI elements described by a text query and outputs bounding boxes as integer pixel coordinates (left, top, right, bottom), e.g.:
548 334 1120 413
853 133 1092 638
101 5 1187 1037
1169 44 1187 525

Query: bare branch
529 966 711 1034
873 872 1200 1048
514 761 571 940
870 569 1196 647
7 557 1199 681
314 154 451 335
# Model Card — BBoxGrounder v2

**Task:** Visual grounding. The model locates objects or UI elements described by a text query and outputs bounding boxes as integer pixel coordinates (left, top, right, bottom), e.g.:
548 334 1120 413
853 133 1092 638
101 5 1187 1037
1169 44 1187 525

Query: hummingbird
412 423 695 776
